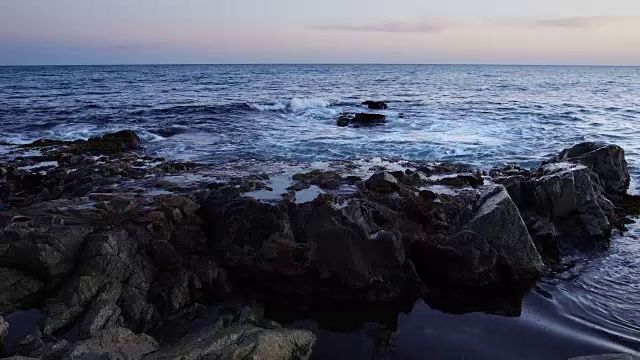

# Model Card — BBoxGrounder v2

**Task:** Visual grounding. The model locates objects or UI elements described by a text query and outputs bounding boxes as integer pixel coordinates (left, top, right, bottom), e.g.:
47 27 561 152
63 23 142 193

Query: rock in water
336 113 387 127
546 142 629 196
99 130 142 151
414 186 544 288
353 113 386 125
362 100 388 110
336 114 351 127
532 162 610 240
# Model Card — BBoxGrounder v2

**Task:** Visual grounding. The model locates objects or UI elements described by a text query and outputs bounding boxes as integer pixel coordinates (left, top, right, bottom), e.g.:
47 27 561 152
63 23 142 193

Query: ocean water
0 64 639 358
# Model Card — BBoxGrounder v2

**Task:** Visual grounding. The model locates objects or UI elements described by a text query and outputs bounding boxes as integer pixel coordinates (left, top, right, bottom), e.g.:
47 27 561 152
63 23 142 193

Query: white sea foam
250 103 287 112
138 130 167 142
251 98 330 113
287 98 330 112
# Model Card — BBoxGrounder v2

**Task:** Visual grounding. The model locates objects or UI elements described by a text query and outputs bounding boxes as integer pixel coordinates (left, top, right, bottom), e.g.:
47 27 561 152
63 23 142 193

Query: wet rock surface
362 101 388 110
0 131 637 359
336 113 387 127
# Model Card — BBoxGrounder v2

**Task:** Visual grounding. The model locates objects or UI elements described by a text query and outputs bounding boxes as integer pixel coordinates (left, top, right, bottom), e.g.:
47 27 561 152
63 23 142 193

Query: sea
0 64 639 359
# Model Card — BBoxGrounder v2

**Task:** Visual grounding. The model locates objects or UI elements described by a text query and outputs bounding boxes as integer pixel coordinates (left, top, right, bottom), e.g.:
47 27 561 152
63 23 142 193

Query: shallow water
0 64 639 358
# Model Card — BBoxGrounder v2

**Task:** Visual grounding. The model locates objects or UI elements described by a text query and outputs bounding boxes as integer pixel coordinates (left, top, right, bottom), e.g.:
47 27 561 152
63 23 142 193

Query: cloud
310 21 448 33
532 16 635 29
310 16 640 34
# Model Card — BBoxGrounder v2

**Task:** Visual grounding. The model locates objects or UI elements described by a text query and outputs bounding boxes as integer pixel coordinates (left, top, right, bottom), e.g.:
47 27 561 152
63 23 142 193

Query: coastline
0 130 639 359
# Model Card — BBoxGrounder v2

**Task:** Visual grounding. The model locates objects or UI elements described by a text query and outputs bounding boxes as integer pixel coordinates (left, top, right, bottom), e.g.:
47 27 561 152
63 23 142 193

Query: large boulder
546 142 629 196
201 193 419 304
532 162 611 241
413 186 544 288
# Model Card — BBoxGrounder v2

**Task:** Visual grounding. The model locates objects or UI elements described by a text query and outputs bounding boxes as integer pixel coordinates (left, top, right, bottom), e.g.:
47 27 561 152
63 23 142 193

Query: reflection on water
288 220 640 360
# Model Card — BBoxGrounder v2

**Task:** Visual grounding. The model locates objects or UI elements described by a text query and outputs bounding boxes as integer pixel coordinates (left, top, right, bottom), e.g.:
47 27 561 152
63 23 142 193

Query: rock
1 316 8 350
533 162 611 241
546 142 629 196
144 323 315 360
569 355 640 360
352 113 386 126
336 115 351 127
437 173 484 187
366 172 400 193
0 357 40 360
0 221 94 282
98 130 142 152
62 327 159 360
362 101 388 110
202 192 419 304
78 283 123 337
0 268 44 314
291 170 342 190
413 186 544 288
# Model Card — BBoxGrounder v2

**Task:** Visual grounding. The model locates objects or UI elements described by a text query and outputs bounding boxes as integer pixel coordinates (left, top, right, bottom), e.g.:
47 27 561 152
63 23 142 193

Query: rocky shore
0 130 638 359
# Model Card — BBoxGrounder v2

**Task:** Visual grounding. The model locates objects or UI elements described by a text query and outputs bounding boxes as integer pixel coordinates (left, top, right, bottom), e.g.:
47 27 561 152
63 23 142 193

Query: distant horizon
2 62 640 67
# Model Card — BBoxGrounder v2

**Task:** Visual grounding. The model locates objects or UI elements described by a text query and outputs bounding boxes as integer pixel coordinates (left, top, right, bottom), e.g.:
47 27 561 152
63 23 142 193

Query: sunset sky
1 0 640 65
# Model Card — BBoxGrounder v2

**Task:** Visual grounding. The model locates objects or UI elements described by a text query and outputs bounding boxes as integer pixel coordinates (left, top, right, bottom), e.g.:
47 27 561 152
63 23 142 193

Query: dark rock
0 316 8 351
437 173 484 187
98 130 142 152
0 268 44 314
78 283 123 337
352 113 386 126
291 170 342 190
336 115 351 127
61 327 159 360
413 186 544 288
365 172 400 193
143 306 315 360
362 101 388 110
546 142 629 196
532 162 611 242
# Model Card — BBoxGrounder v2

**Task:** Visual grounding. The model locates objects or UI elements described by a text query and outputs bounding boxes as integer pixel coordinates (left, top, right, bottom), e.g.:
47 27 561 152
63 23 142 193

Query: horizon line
1 62 640 67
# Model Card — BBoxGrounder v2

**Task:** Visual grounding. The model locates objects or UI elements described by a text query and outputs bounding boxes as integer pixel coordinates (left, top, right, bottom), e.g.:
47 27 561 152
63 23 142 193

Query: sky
1 0 640 65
